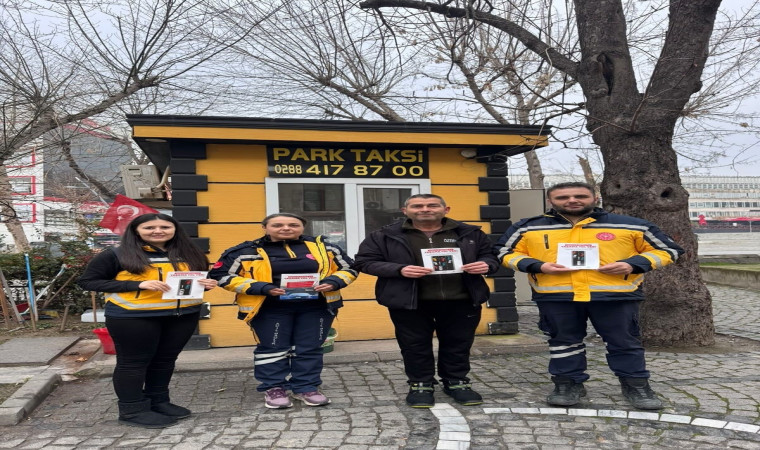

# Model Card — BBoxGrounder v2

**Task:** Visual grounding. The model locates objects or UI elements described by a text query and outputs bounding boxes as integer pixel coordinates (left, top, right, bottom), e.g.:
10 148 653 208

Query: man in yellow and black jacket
494 182 684 410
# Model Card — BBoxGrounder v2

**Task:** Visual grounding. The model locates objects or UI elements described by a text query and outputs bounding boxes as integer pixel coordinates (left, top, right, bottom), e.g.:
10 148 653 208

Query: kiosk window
362 187 411 236
278 184 347 249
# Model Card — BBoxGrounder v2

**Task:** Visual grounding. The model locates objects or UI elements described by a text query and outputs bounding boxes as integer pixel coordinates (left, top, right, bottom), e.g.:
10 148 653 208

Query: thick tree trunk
596 134 714 346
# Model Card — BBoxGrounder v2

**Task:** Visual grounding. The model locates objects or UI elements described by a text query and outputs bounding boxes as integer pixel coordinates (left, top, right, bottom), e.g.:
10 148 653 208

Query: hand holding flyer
556 243 600 270
280 273 320 300
162 271 209 299
420 248 463 274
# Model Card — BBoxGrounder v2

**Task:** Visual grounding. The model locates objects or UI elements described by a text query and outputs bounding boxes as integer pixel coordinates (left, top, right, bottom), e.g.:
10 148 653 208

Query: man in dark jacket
353 194 499 408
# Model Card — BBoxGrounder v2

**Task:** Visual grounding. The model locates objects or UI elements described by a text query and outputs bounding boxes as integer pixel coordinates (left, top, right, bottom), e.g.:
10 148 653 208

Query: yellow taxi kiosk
126 115 550 348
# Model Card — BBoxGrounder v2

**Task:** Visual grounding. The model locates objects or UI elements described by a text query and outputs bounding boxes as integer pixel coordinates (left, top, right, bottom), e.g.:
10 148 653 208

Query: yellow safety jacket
494 209 684 302
209 235 357 323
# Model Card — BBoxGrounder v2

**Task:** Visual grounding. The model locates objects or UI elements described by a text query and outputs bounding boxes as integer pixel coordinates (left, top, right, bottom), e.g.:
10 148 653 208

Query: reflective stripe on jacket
494 208 684 302
208 235 357 323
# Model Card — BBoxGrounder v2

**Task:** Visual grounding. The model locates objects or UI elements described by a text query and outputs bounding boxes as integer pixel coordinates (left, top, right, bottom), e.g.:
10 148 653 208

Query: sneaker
292 390 330 406
264 387 293 409
406 382 435 408
620 377 663 410
442 381 483 406
546 377 586 407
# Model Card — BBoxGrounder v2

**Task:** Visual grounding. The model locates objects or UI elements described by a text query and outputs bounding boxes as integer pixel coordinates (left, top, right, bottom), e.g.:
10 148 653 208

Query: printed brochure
280 273 320 300
162 271 208 299
556 243 600 270
420 248 463 274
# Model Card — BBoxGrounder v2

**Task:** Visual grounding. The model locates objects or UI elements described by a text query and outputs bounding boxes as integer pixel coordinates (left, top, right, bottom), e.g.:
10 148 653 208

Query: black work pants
389 300 481 383
106 313 199 402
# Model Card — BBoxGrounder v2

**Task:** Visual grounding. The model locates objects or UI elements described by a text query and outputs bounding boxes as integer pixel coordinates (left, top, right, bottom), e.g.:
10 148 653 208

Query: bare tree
0 0 266 250
356 0 754 346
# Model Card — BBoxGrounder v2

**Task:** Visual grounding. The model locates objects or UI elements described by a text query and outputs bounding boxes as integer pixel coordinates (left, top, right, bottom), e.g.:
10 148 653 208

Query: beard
553 205 595 217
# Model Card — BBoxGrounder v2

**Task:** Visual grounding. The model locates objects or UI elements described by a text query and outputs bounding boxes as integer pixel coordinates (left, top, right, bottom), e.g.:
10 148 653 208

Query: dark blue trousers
537 300 649 382
250 301 334 393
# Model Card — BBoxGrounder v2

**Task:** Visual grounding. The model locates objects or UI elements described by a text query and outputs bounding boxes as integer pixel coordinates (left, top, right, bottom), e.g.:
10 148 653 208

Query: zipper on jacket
543 234 549 249
427 235 446 299
157 267 163 281
531 273 539 285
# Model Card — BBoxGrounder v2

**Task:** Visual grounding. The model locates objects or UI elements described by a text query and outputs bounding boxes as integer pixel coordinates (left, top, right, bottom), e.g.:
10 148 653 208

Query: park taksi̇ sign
267 145 428 178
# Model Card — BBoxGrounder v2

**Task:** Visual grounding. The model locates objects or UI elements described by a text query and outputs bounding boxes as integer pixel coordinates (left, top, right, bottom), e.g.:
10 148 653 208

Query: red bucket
92 327 116 355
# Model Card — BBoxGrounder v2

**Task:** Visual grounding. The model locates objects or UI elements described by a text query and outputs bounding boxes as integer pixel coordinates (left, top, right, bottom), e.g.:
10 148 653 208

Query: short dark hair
262 213 308 226
119 213 209 273
546 182 595 198
404 194 446 207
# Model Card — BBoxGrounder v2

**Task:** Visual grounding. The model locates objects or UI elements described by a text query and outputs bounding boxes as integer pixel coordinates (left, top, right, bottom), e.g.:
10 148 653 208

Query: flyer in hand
280 273 320 300
556 243 600 269
162 271 209 299
420 248 463 274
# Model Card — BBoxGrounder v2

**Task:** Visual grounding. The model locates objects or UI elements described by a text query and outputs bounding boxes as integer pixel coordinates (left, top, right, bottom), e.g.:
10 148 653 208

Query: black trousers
106 313 199 403
389 300 481 383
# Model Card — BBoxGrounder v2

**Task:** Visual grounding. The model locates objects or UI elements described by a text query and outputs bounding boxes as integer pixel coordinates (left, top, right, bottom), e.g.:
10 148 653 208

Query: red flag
698 214 707 226
98 194 159 235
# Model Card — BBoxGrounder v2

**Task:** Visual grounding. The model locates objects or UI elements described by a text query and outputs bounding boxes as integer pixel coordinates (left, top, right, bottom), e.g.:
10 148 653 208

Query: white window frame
265 177 431 255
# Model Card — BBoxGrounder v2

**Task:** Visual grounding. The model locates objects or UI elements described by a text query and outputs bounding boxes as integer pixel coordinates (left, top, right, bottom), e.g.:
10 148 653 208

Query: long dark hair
117 213 209 273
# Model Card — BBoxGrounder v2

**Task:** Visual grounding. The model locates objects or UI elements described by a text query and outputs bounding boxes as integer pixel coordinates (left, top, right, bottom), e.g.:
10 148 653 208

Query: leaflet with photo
421 248 463 274
556 243 600 270
162 271 209 299
280 273 320 300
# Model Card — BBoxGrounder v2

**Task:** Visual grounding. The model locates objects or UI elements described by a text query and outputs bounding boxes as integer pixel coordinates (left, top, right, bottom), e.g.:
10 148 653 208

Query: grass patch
699 263 760 272
0 383 22 404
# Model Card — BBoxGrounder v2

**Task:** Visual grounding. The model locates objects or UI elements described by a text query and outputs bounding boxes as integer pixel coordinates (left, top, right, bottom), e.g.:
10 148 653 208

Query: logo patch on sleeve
212 261 224 269
596 232 616 241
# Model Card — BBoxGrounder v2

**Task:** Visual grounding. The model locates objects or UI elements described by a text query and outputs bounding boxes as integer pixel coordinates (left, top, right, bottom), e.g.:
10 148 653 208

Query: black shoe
442 380 483 406
546 377 586 407
406 382 435 408
118 399 177 428
620 377 663 410
151 402 191 419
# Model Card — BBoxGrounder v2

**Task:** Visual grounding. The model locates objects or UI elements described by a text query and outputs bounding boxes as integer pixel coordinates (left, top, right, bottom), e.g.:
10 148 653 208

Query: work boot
442 380 483 406
620 377 663 410
145 391 191 419
406 382 435 408
546 376 586 407
118 399 177 428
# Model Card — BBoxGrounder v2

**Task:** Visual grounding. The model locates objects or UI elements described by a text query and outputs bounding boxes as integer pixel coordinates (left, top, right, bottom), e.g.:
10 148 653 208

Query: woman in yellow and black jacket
209 213 357 409
78 213 216 428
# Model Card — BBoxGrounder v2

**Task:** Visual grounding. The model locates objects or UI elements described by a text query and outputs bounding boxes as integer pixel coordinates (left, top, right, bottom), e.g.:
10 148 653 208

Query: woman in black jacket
78 213 216 428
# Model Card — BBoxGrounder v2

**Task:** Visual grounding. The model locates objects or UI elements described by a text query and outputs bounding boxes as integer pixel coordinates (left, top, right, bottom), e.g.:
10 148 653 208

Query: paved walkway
1 285 760 449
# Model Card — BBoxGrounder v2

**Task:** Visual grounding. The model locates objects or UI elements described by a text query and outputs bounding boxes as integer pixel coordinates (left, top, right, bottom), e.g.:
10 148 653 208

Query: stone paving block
436 440 469 449
724 422 760 433
691 417 728 428
659 413 692 423
628 411 660 421
538 407 567 415
567 408 597 417
510 407 541 414
597 409 628 418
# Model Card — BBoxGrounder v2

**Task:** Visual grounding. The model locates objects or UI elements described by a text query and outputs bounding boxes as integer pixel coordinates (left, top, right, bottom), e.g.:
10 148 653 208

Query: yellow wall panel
428 148 485 184
197 144 268 182
197 184 266 223
199 223 264 260
199 305 253 347
203 287 236 305
341 274 377 300
432 185 486 222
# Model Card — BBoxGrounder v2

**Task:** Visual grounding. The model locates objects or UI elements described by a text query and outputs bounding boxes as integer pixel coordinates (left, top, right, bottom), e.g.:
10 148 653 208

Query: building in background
508 174 760 229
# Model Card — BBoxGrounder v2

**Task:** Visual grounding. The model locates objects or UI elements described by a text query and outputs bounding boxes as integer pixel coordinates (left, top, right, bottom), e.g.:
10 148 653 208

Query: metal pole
23 253 37 331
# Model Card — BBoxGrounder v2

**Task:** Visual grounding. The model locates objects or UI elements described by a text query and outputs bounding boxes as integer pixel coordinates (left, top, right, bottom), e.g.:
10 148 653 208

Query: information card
280 273 320 300
162 271 208 299
556 243 600 270
421 248 464 274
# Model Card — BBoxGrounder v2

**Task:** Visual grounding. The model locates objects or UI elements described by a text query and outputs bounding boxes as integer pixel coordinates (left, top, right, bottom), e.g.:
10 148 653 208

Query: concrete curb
0 371 60 425
700 267 760 290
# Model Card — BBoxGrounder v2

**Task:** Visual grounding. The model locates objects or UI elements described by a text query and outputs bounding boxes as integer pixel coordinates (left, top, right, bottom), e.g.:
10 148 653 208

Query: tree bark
0 166 31 251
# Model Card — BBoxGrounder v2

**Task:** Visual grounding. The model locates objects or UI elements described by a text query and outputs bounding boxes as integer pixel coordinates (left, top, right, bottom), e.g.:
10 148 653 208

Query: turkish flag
698 214 707 226
98 195 159 235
